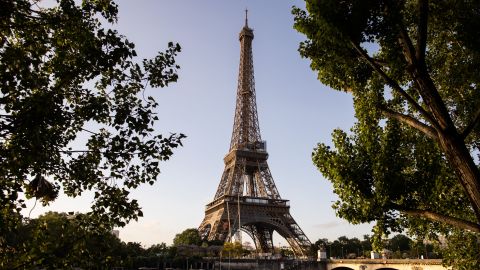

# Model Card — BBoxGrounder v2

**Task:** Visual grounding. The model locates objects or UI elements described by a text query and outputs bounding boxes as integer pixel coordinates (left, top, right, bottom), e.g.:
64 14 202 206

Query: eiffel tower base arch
199 196 311 257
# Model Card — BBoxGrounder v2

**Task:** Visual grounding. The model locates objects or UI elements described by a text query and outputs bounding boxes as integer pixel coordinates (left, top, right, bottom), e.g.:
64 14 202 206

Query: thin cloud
314 220 344 229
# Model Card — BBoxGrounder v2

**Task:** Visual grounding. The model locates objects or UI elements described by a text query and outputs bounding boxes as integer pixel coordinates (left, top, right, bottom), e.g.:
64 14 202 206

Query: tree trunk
395 23 480 220
438 130 480 222
414 64 480 222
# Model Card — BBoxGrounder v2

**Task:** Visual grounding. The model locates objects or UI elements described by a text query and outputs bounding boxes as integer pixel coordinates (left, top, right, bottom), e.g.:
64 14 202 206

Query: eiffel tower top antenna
245 8 248 27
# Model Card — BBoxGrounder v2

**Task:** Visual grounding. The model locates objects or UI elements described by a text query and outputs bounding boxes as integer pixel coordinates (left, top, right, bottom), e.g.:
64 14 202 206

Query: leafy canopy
3 212 126 269
173 228 203 247
0 0 184 263
293 0 480 268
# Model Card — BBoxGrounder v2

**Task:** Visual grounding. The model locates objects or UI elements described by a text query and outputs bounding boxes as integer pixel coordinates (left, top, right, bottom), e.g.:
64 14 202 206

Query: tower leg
244 224 274 254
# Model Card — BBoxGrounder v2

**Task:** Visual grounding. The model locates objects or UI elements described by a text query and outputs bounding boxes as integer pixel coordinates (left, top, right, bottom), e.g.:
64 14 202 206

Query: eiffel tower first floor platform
198 195 311 257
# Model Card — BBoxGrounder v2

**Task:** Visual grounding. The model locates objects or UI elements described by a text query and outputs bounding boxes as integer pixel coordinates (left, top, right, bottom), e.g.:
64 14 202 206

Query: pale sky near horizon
26 0 373 247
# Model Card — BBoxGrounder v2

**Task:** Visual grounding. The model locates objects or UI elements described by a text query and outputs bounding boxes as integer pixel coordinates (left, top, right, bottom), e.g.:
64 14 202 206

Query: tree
0 0 184 264
147 242 169 256
173 228 202 246
360 235 372 257
123 242 146 257
311 238 329 258
3 212 126 269
388 234 412 253
293 0 480 268
222 241 243 258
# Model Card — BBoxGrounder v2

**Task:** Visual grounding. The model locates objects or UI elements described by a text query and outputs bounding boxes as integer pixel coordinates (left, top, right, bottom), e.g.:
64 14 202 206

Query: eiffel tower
198 12 311 257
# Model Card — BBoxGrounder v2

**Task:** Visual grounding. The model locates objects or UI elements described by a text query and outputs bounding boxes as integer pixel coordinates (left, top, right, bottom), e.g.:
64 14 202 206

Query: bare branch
350 41 438 128
379 106 438 140
461 106 480 140
416 0 429 63
60 150 143 155
80 128 99 135
401 208 480 233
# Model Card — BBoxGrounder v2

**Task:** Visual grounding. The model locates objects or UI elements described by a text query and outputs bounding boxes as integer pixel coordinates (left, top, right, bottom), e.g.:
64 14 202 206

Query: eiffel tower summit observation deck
198 11 312 257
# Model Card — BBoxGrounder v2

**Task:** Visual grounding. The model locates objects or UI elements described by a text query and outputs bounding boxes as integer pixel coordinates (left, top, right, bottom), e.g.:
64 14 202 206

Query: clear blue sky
28 0 373 246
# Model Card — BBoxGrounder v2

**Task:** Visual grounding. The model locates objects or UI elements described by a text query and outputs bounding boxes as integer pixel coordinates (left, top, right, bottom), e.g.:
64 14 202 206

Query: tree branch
461 106 480 140
350 41 439 128
397 19 455 131
400 208 480 233
80 128 99 135
379 106 438 140
60 150 143 155
373 57 388 67
398 26 418 67
415 0 429 63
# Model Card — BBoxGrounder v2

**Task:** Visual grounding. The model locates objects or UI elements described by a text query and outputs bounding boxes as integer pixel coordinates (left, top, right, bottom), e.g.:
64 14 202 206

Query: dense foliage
222 241 246 258
3 212 125 269
293 1 480 268
312 234 435 260
2 212 202 269
173 228 203 246
1 0 184 267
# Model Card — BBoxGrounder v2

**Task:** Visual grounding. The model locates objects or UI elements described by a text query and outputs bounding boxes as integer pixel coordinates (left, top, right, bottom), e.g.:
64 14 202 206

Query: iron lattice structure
198 15 311 257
